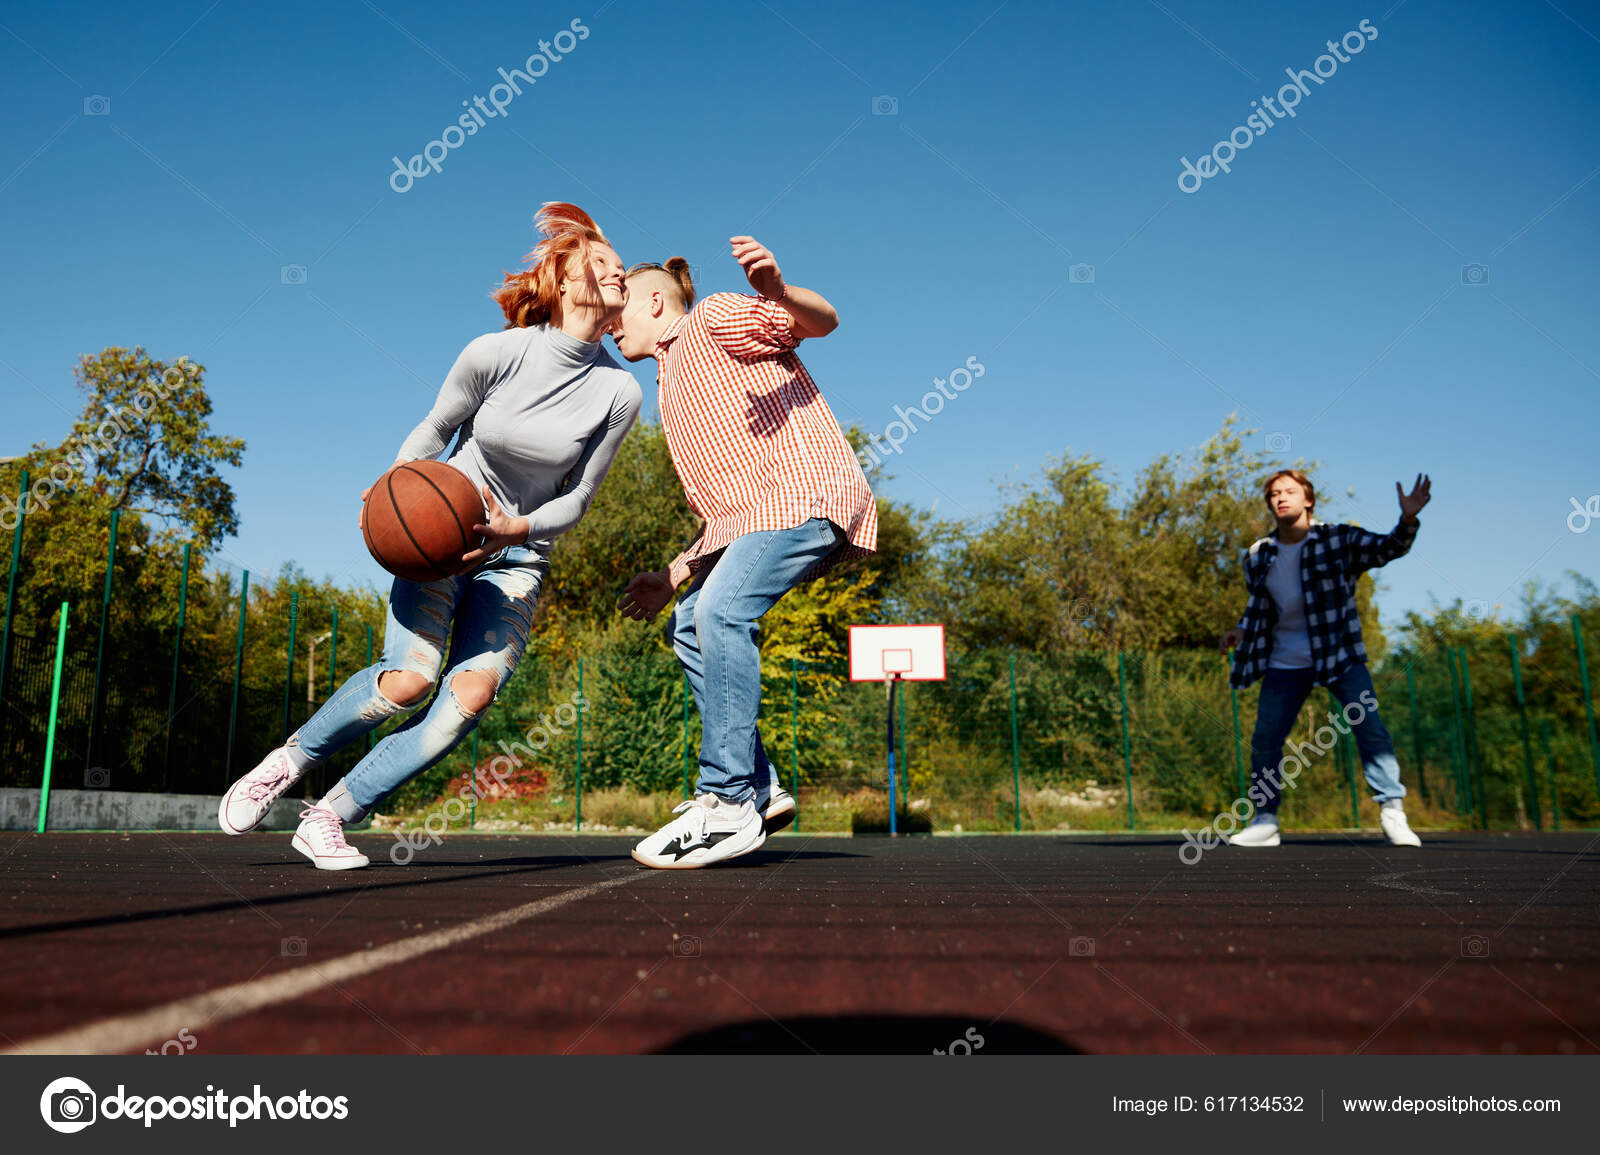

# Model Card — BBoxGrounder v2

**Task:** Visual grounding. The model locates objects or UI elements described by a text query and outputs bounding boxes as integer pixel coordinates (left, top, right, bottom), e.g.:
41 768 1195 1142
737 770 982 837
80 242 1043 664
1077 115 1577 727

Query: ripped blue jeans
286 547 545 818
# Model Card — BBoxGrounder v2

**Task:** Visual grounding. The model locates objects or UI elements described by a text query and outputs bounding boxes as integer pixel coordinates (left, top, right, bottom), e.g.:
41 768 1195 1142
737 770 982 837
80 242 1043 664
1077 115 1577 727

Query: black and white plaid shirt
1228 518 1419 689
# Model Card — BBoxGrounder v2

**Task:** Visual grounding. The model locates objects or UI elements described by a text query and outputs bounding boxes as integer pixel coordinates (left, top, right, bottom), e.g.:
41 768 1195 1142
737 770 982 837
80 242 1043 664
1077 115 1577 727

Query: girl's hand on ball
463 485 528 565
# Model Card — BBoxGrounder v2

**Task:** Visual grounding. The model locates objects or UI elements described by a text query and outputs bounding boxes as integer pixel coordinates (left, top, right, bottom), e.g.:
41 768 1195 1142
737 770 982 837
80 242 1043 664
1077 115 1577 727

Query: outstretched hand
731 236 785 300
1397 473 1432 522
618 571 677 622
1220 627 1244 652
463 485 528 566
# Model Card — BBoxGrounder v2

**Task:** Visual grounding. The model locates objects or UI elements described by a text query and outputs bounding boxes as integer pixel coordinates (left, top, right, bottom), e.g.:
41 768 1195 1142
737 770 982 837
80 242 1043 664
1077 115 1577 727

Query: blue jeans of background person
668 518 845 803
1248 662 1406 816
286 547 545 816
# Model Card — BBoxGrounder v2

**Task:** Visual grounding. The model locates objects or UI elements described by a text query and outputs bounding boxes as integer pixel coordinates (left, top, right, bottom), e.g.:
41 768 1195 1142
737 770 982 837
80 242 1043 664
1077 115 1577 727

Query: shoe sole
631 826 766 870
761 795 797 835
218 788 272 836
292 833 369 870
1228 833 1281 847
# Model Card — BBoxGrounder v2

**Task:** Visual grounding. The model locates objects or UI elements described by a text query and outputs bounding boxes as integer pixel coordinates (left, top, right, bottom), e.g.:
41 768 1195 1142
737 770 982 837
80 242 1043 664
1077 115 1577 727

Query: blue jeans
287 547 545 817
668 518 845 803
1248 662 1407 816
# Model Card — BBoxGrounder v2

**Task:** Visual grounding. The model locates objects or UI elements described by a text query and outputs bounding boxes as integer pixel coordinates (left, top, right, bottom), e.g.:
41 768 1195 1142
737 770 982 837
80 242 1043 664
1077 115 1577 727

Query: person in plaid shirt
1221 468 1431 848
610 237 876 868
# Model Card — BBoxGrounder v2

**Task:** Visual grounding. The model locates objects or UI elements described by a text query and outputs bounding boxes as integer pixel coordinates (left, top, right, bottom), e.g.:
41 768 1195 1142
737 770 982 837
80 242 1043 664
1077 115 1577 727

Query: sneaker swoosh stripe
1 875 637 1056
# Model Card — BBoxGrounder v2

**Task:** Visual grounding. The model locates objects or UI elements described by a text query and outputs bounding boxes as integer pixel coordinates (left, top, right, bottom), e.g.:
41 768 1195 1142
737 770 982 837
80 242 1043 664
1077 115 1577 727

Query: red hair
492 202 609 329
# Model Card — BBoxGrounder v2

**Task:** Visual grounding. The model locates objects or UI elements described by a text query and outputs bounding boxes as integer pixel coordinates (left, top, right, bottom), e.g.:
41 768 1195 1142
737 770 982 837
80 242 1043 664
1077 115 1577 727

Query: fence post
225 570 248 782
1330 691 1360 829
1459 647 1487 828
898 676 908 822
163 542 191 789
86 508 120 772
1572 614 1600 801
1404 663 1428 802
1539 719 1561 832
575 657 583 832
328 606 339 699
0 468 28 713
364 624 374 753
36 602 69 833
281 591 298 742
1445 648 1470 816
1226 650 1245 799
1508 634 1541 830
1117 651 1134 830
1009 654 1021 833
790 659 800 829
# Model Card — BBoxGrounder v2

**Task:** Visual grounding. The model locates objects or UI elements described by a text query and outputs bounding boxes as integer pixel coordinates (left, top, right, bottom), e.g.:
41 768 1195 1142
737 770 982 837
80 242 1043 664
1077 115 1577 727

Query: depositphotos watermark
39 1077 349 1132
389 690 588 863
1568 495 1599 534
1177 19 1379 195
1178 689 1379 864
856 356 985 470
389 18 591 193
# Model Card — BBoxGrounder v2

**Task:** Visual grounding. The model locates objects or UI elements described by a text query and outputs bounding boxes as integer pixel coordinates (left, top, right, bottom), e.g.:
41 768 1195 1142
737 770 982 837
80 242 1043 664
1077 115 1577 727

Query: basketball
361 460 487 583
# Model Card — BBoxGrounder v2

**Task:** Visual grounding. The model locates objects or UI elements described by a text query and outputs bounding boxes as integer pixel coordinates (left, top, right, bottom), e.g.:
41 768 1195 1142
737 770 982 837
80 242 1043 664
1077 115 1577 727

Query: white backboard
849 624 946 682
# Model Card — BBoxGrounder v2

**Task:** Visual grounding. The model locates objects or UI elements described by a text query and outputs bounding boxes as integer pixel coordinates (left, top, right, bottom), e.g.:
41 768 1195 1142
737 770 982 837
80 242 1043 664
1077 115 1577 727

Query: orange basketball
362 461 487 583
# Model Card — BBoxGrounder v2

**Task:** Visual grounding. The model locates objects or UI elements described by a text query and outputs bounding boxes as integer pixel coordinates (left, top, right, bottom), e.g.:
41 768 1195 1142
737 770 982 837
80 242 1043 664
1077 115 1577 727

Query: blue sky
2 0 1596 629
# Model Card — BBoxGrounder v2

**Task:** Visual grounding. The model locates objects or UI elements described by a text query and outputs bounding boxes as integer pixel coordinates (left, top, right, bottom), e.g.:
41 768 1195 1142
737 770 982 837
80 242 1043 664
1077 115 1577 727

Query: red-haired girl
219 203 641 869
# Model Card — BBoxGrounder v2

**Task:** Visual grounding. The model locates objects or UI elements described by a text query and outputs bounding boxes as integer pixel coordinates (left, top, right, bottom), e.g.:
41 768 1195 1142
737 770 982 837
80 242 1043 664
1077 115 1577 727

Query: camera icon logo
1265 432 1292 453
672 934 701 958
281 936 308 958
83 95 111 116
40 1076 97 1133
1068 263 1095 284
84 767 110 788
871 95 899 116
1069 935 1096 958
281 264 308 286
1463 599 1491 621
1461 264 1489 285
1461 933 1491 959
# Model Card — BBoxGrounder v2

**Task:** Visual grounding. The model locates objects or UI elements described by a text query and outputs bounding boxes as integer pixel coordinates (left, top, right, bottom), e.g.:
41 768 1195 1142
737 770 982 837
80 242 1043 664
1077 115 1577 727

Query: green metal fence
5 504 1600 833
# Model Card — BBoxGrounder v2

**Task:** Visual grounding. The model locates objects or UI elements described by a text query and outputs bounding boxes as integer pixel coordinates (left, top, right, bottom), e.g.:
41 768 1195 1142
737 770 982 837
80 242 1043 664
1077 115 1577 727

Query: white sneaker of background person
756 764 796 834
1229 813 1281 847
217 745 312 834
292 805 369 870
1379 799 1422 847
633 793 765 869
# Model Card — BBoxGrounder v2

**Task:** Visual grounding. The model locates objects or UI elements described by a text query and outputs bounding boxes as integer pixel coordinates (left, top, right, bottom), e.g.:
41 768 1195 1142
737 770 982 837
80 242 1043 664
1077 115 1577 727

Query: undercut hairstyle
492 202 609 329
624 256 695 313
1262 468 1315 512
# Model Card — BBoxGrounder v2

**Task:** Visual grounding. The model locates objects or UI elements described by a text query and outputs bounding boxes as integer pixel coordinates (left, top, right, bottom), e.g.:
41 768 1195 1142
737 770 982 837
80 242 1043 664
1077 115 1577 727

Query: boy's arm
730 236 838 339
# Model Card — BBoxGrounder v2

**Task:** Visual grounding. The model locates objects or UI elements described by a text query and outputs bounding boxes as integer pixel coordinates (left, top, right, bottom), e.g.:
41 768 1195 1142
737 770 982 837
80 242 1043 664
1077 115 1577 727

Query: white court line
3 875 635 1055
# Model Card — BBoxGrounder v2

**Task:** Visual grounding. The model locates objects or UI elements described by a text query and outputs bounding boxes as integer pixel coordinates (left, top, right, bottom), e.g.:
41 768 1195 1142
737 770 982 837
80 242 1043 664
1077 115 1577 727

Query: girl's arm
396 336 496 462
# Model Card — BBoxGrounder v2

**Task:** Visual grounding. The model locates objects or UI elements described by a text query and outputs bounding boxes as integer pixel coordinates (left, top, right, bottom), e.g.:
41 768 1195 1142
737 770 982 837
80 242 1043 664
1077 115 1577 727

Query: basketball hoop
848 625 946 834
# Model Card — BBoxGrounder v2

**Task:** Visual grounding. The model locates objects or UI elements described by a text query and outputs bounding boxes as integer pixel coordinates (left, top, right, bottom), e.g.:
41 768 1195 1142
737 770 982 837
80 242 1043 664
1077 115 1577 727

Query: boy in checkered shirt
1221 469 1431 847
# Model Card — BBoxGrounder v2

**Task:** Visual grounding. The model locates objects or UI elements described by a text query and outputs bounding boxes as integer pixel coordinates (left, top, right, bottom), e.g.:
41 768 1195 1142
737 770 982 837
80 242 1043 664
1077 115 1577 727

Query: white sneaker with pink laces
292 806 369 870
218 746 308 835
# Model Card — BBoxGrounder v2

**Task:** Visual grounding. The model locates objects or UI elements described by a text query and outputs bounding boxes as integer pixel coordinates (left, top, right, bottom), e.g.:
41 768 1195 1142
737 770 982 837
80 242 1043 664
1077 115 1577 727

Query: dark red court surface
1 830 1597 1054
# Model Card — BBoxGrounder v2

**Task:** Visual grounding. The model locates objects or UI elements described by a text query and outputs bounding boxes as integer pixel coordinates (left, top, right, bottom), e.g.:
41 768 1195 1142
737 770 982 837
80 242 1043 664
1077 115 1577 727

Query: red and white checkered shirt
656 292 877 578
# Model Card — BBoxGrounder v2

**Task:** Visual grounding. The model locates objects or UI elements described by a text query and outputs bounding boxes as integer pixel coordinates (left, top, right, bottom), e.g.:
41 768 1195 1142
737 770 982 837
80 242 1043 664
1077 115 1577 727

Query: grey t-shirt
397 324 642 559
1265 537 1313 669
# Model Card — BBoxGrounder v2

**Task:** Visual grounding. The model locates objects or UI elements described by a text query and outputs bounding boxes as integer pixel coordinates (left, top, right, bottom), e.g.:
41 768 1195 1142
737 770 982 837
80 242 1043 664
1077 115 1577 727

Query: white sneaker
1380 800 1422 847
1229 817 1281 847
292 806 370 870
632 794 765 869
218 746 308 834
755 766 796 834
